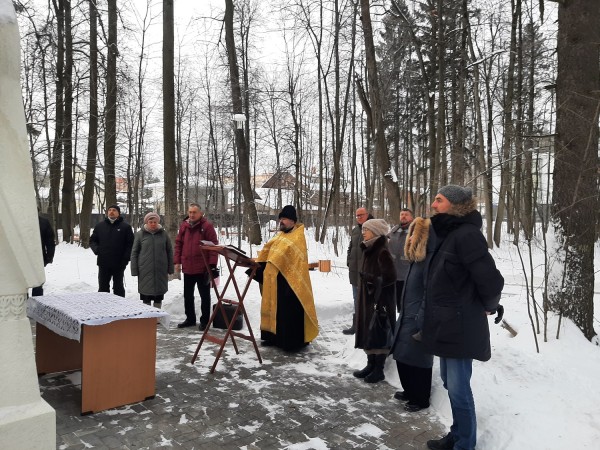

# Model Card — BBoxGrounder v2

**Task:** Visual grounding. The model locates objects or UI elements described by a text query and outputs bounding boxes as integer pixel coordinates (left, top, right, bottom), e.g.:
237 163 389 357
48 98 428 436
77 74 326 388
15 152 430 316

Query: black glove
494 304 504 324
246 264 264 283
360 271 375 283
210 265 220 279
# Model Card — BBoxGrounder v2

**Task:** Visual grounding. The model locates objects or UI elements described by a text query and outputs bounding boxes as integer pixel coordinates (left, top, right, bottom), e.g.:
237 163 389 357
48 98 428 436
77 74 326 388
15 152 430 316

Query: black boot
342 314 356 335
353 354 375 378
427 433 455 450
365 354 386 383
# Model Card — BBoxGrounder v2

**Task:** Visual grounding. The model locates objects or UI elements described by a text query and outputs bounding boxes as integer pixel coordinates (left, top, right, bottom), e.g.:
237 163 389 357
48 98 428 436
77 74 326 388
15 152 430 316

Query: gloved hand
494 304 504 324
245 266 264 284
366 282 375 295
210 265 220 279
360 271 375 283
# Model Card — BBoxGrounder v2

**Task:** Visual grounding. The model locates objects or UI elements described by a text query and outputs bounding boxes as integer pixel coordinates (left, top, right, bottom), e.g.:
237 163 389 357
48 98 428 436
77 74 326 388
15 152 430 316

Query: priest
251 205 319 352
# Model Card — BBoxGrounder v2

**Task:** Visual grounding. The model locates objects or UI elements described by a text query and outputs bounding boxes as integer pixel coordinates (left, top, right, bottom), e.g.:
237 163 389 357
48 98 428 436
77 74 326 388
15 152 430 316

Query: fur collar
445 198 477 217
404 217 430 262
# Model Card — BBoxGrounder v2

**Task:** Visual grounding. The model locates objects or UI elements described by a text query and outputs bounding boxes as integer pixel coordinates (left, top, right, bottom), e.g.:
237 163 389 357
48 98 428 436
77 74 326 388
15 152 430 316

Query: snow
39 225 600 450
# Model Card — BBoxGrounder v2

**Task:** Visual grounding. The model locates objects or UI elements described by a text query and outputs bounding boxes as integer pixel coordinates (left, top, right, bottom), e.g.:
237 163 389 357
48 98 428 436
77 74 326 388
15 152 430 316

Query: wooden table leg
35 323 82 375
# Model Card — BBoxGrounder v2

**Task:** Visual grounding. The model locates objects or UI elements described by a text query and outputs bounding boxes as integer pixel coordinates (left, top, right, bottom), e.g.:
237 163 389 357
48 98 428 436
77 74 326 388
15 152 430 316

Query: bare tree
224 0 261 245
60 0 74 242
359 0 400 220
163 0 178 240
79 0 99 248
549 0 599 341
103 0 118 207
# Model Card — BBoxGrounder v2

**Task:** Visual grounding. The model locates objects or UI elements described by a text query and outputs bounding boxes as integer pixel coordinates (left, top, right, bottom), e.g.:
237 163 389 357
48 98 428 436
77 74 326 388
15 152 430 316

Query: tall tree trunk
224 0 261 245
61 0 73 242
451 0 468 185
522 18 536 240
494 0 519 247
79 0 98 248
163 0 178 241
549 0 599 341
103 0 118 207
359 0 400 220
49 0 65 234
512 3 524 244
434 0 446 191
468 36 493 247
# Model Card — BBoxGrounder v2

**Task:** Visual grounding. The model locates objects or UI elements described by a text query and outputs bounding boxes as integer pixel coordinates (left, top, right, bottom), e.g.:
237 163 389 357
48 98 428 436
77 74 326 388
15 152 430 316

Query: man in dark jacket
32 214 56 296
90 204 134 297
174 203 218 330
424 185 504 450
343 207 372 335
388 208 414 310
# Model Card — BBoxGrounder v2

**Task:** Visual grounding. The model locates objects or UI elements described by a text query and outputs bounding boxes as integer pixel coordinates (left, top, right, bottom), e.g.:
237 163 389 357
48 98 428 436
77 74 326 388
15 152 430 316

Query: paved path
38 319 445 449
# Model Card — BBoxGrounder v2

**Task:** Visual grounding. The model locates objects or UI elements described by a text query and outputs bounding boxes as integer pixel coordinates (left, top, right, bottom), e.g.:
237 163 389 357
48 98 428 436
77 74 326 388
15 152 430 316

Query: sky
38 223 600 450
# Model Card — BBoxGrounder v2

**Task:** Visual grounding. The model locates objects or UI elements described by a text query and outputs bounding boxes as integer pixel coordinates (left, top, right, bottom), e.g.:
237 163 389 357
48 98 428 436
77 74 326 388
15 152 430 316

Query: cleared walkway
38 318 445 449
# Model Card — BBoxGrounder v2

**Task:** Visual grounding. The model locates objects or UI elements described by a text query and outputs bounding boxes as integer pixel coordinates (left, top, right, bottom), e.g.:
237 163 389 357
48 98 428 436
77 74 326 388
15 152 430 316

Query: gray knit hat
362 219 390 237
438 185 473 205
144 212 160 223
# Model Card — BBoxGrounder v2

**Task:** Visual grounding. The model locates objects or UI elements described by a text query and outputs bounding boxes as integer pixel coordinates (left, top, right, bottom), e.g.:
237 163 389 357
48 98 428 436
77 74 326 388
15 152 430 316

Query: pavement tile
37 319 445 449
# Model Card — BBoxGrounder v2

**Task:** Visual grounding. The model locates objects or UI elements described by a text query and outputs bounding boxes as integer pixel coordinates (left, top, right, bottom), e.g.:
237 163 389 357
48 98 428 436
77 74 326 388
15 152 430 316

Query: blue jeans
440 357 476 450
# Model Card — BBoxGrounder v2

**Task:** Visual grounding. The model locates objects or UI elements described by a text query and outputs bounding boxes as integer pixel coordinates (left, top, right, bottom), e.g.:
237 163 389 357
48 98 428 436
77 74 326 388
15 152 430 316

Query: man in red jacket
174 203 218 330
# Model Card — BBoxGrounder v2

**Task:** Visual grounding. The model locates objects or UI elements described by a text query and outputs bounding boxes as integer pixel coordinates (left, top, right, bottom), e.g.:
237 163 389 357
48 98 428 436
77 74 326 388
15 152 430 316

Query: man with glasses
343 207 372 335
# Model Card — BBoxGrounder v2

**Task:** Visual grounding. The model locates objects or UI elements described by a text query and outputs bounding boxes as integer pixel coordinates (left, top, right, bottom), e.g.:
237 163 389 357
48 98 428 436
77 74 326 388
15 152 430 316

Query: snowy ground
40 224 600 450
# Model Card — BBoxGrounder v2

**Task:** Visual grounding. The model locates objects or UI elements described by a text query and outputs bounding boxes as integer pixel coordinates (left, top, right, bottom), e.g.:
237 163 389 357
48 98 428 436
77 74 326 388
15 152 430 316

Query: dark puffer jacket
131 226 174 296
90 216 134 269
422 210 504 361
354 235 397 350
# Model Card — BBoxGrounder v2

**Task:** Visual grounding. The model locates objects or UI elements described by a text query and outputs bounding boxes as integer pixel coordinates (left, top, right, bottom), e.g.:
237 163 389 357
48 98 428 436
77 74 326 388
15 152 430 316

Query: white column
0 1 56 448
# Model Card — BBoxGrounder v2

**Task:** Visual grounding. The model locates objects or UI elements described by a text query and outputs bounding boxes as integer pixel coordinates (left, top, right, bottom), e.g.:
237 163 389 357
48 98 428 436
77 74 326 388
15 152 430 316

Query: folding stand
191 244 262 373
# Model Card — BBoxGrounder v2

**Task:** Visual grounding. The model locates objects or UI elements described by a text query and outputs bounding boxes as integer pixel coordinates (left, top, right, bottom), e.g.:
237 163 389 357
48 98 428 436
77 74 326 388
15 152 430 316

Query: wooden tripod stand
191 244 262 373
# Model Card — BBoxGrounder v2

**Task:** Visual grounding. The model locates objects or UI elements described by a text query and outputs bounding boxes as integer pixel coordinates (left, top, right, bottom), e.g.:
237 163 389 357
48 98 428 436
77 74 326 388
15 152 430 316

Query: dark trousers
141 294 164 308
183 273 211 324
98 266 126 297
396 360 432 407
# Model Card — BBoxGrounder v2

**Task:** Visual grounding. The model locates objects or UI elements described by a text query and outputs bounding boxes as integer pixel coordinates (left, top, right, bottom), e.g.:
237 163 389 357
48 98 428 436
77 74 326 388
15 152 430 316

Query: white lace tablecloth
27 292 169 342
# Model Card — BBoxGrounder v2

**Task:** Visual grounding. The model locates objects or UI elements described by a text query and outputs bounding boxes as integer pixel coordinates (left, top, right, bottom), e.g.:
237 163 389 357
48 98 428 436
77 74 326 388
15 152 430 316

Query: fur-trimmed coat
354 235 397 350
422 203 504 362
390 218 434 368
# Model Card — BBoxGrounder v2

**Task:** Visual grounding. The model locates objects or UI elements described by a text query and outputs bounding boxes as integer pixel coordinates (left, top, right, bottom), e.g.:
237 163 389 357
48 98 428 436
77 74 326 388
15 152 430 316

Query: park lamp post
233 113 246 130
